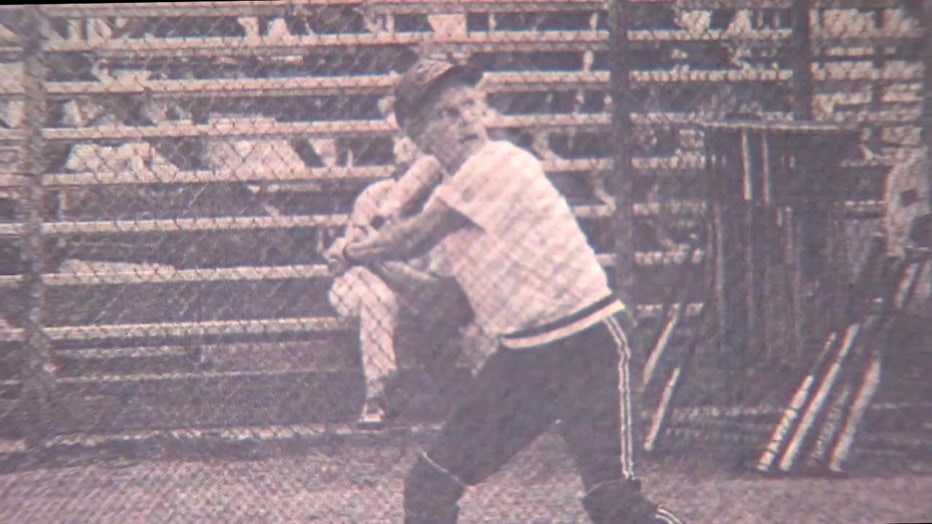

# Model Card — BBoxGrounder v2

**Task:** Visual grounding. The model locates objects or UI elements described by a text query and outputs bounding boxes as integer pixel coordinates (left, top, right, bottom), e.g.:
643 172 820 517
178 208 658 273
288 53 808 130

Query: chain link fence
0 0 929 464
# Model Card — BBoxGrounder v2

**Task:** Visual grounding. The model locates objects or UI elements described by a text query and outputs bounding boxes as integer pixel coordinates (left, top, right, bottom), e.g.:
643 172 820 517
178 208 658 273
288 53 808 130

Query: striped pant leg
604 314 637 480
556 315 637 490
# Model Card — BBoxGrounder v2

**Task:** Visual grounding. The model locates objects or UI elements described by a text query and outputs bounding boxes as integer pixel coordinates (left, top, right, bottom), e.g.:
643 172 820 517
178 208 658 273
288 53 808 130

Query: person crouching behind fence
334 57 683 524
325 153 475 430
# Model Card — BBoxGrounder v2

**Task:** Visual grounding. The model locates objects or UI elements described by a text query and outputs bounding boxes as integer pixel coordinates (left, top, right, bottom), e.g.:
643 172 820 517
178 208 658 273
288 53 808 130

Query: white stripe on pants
603 315 635 479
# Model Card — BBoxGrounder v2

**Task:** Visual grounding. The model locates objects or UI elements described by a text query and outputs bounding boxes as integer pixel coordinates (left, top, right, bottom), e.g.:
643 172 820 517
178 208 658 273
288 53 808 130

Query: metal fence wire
0 0 928 466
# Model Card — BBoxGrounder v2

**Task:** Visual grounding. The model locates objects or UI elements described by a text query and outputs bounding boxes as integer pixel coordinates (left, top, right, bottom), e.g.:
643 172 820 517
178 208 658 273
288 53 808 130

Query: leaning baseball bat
805 381 853 469
827 354 882 472
644 365 684 452
777 321 865 472
643 303 682 389
643 244 701 389
755 332 839 472
826 256 925 472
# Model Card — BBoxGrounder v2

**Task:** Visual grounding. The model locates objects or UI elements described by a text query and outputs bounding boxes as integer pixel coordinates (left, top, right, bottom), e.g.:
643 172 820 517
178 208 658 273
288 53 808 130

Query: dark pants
404 316 655 523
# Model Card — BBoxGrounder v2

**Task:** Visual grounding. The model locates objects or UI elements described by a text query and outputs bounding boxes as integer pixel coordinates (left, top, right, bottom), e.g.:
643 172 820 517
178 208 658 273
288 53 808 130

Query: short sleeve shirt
426 140 615 336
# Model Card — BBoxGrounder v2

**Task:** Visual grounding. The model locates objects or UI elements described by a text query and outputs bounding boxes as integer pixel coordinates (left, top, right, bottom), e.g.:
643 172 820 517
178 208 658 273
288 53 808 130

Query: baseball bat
642 243 701 389
644 365 683 452
642 241 709 451
804 381 853 468
643 303 682 389
777 321 865 472
770 236 889 472
755 332 838 472
827 354 882 472
826 255 926 472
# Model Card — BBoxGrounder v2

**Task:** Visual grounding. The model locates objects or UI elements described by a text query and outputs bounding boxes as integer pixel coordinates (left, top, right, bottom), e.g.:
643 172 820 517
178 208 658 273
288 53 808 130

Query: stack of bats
756 233 931 475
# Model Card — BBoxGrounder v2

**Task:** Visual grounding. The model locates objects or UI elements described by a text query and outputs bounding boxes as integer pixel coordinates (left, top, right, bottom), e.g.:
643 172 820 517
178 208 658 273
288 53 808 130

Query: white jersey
426 140 619 340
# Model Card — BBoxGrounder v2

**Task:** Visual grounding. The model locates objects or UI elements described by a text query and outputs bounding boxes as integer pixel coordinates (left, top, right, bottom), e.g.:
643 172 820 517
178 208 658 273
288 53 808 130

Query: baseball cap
393 57 483 130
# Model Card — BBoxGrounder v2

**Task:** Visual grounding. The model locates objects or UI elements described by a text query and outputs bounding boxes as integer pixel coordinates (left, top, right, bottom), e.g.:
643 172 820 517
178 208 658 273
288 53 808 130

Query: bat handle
644 366 683 451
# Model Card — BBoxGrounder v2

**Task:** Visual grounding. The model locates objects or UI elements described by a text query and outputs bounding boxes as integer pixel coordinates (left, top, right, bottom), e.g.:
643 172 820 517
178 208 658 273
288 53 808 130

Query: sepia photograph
0 1 929 522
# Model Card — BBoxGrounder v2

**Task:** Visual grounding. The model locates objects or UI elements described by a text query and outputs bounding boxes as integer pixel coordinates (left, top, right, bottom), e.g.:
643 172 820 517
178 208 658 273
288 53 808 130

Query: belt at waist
499 295 625 349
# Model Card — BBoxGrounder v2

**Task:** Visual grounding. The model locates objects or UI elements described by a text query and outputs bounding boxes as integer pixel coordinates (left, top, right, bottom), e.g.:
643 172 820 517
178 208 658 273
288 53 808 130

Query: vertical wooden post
17 5 56 445
923 0 931 154
791 0 813 121
608 0 636 306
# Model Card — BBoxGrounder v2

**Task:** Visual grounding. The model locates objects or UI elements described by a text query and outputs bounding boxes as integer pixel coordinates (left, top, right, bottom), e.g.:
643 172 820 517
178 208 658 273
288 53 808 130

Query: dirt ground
1 430 930 524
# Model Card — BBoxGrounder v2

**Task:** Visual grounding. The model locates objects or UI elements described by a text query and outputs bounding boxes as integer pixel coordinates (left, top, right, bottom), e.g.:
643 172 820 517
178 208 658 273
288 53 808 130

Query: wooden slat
46 111 882 142
43 155 707 189
43 246 706 287
636 249 706 266
495 112 610 130
36 200 875 237
634 154 705 170
635 302 705 320
367 0 608 14
812 29 925 45
827 108 922 125
812 68 923 83
42 119 395 141
545 157 611 172
9 307 708 342
42 214 347 235
551 155 705 172
0 275 23 287
631 111 792 126
628 28 792 43
0 130 25 142
42 68 802 101
596 250 705 267
812 0 920 7
43 316 351 341
634 200 706 216
55 367 337 384
573 204 613 219
44 165 394 187
634 26 919 45
43 263 331 286
46 75 400 98
42 1 361 18
697 119 855 133
42 30 610 57
42 1 609 18
631 0 792 6
0 223 23 236
632 69 793 84
844 200 884 217
39 203 618 234
841 158 898 168
43 112 615 141
0 174 25 188
0 329 24 342
44 71 608 99
632 198 883 218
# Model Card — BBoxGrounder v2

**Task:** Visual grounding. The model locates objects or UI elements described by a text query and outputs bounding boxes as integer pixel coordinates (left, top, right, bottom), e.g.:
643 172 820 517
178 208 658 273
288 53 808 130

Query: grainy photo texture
0 2 930 523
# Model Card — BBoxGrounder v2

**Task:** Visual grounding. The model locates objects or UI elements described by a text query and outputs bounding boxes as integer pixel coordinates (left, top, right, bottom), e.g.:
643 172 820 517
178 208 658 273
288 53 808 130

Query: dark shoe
404 453 466 524
583 479 680 524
